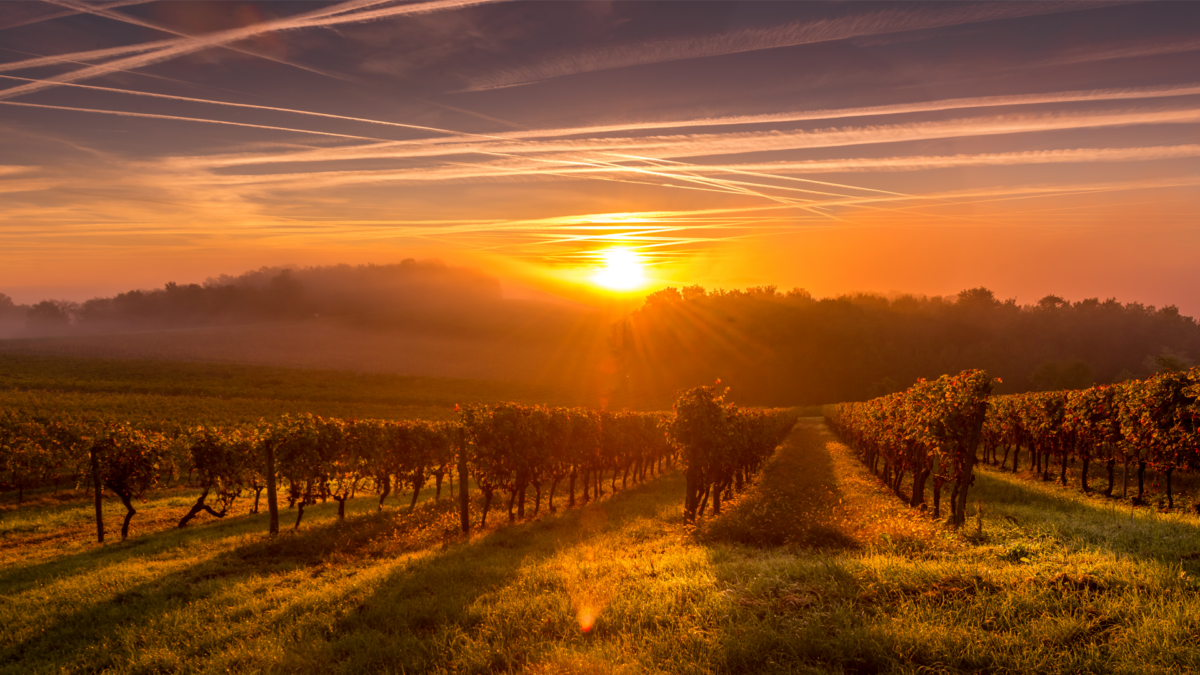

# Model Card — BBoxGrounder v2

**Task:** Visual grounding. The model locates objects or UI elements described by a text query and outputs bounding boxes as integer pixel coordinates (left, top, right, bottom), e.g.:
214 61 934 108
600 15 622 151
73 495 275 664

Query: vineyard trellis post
89 443 104 543
458 424 469 534
265 439 279 536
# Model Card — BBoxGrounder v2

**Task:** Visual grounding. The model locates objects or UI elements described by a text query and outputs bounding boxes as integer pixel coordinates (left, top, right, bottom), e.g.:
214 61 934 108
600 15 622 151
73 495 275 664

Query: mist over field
0 261 616 404
1 260 502 335
3 263 1197 409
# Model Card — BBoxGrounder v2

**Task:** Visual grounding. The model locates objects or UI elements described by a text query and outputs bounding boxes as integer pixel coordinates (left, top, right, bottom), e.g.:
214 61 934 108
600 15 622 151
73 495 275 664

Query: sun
593 248 646 291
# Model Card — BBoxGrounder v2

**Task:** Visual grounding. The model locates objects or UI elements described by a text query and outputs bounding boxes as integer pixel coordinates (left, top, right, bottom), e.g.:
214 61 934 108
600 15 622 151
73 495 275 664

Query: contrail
463 1 1133 91
0 46 270 99
0 0 151 32
691 145 1200 173
0 100 397 142
0 74 512 140
0 0 394 73
0 0 505 101
159 105 1200 171
44 0 363 83
484 83 1200 141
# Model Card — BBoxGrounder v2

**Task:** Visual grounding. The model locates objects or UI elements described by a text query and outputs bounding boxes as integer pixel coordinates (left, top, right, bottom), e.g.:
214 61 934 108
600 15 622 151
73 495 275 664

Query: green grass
0 353 605 429
0 353 580 407
5 421 1200 673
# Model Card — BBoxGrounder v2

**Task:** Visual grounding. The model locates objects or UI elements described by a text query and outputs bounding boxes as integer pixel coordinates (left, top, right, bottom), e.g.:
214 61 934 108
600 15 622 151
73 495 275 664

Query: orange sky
1 1 1198 312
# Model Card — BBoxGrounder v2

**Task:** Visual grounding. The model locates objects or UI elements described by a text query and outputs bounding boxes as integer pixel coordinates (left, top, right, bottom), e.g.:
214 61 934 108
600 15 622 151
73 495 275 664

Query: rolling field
5 419 1200 673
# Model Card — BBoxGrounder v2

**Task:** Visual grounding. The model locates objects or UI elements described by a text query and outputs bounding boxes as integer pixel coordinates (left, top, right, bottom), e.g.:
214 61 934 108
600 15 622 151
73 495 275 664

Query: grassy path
6 420 1200 673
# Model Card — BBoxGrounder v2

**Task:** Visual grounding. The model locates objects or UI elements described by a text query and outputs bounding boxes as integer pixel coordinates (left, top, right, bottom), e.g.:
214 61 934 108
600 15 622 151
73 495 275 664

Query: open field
0 303 627 408
5 419 1200 673
0 353 616 433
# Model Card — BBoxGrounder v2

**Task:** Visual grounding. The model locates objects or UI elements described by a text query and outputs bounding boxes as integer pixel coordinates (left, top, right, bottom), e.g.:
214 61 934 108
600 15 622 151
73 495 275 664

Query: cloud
188 144 1200 189
46 0 360 82
1042 34 1200 67
0 0 151 32
0 0 507 101
170 105 1200 170
462 1 1128 91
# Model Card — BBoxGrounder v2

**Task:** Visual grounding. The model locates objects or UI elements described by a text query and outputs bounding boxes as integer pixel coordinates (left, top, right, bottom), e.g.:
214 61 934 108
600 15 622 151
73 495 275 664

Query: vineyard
6 356 1200 673
827 366 1200 520
0 384 795 545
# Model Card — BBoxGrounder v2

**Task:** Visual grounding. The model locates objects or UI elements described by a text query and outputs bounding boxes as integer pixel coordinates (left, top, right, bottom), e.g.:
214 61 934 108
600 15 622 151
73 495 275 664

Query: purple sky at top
1 1 1198 311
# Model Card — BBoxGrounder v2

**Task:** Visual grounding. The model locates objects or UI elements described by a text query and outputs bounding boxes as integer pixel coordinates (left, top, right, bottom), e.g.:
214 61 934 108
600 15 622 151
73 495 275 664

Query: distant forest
5 267 1198 409
611 286 1199 406
0 261 501 336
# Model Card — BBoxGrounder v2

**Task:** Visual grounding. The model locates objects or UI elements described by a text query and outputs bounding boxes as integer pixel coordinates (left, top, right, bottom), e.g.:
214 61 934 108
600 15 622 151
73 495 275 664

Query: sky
1 0 1198 311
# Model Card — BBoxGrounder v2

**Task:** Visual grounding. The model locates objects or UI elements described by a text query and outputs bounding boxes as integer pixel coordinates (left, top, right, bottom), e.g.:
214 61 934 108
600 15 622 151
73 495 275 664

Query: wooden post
265 440 279 536
458 426 470 533
953 400 988 527
90 447 104 543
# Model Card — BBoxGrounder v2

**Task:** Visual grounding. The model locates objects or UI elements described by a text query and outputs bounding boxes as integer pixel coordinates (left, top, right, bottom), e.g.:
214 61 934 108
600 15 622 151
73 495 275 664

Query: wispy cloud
0 0 506 101
2 0 1196 302
44 0 361 82
163 105 1200 171
0 0 151 32
189 144 1200 189
1043 34 1200 67
463 1 1126 91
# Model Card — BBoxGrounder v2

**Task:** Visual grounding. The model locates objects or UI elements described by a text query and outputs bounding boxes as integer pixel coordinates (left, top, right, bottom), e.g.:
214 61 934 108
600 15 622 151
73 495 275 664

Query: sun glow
592 248 646 291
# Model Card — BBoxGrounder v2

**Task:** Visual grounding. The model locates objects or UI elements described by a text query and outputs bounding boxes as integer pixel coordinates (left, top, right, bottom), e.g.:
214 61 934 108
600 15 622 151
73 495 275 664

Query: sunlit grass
6 421 1200 673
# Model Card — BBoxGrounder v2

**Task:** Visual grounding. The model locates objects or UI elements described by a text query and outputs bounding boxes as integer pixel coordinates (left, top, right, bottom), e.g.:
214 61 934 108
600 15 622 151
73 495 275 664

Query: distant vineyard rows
827 367 1200 522
0 395 797 542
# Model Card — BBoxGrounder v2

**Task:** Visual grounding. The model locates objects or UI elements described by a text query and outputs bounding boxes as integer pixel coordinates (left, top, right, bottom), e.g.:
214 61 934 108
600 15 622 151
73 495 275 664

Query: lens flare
593 248 646 291
577 606 596 633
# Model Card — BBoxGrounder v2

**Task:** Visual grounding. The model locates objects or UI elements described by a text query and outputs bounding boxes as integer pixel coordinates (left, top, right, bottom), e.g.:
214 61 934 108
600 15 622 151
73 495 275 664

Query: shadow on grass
701 423 859 549
973 466 1200 565
0 479 460 589
316 471 688 674
1 469 682 674
0 503 272 590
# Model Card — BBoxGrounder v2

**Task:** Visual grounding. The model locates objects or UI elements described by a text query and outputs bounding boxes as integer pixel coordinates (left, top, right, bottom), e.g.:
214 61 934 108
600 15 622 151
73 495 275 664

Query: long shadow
0 480 456 590
0 504 271 591
316 472 687 674
1 469 683 673
973 466 1200 566
0 501 429 669
702 421 858 549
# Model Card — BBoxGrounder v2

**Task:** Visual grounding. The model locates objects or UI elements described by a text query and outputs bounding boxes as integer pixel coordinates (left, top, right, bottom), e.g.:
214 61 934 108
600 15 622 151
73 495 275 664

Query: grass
0 305 618 407
0 352 614 431
5 420 1200 673
0 353 583 407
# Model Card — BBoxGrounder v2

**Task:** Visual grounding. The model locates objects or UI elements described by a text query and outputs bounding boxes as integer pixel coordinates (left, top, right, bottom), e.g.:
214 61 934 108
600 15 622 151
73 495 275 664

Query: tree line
0 396 798 542
612 285 1198 407
0 261 502 336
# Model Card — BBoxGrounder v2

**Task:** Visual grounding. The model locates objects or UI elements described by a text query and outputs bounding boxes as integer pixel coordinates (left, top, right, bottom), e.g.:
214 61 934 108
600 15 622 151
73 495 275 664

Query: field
0 303 624 408
5 415 1200 674
0 353 602 429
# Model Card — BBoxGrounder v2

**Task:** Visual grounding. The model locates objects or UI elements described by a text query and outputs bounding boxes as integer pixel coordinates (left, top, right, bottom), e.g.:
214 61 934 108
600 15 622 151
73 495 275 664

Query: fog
614 286 1200 406
1 261 503 337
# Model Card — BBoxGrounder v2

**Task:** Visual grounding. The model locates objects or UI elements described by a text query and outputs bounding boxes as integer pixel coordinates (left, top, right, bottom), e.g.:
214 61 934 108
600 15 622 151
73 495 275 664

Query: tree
26 300 74 335
179 427 253 527
91 423 168 541
668 383 730 523
269 414 328 529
